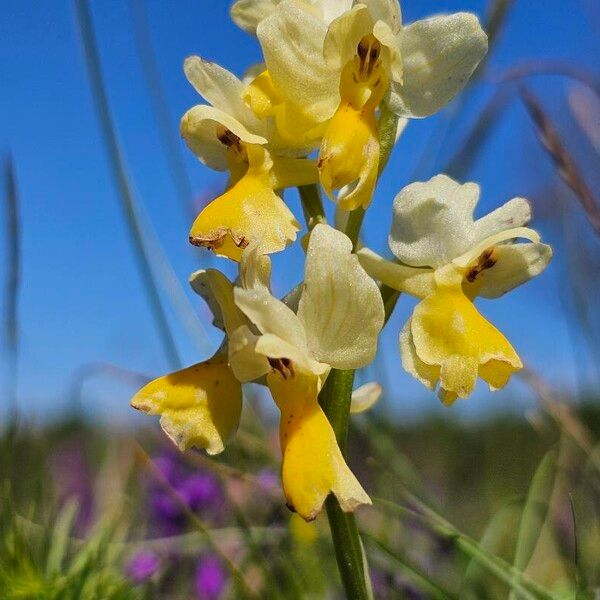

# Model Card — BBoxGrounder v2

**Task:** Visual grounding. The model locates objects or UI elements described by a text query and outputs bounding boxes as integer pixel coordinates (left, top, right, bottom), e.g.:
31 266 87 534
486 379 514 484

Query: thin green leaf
2 155 20 418
74 0 212 365
375 497 558 600
364 532 458 600
461 499 523 599
46 501 79 577
508 448 559 600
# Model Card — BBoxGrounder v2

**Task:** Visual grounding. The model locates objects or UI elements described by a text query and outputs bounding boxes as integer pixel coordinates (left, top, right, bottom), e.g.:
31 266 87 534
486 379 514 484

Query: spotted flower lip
358 174 552 403
180 56 319 261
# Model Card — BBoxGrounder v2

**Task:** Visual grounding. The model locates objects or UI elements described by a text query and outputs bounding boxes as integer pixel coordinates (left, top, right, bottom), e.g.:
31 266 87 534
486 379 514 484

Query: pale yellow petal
239 243 272 291
388 13 487 118
357 247 434 298
372 20 403 81
180 104 266 171
350 382 382 414
298 224 384 370
257 0 340 122
452 227 540 269
313 0 353 24
472 197 532 240
183 56 263 131
234 286 308 351
188 269 247 336
131 355 242 455
463 243 553 300
255 333 329 377
228 325 272 383
230 0 282 33
366 0 402 33
268 372 371 521
323 5 373 71
389 174 481 268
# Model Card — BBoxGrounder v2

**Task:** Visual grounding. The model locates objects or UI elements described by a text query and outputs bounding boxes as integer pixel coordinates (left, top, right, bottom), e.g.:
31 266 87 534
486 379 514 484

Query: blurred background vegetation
2 0 600 597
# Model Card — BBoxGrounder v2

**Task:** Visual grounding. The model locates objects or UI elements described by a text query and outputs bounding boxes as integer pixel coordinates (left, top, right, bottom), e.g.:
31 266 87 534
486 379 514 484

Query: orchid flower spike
180 57 318 261
358 174 553 405
230 224 384 520
243 0 487 209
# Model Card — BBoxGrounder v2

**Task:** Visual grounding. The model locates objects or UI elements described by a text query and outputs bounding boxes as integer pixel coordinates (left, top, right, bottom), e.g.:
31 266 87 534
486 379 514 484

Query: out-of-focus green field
2 394 599 599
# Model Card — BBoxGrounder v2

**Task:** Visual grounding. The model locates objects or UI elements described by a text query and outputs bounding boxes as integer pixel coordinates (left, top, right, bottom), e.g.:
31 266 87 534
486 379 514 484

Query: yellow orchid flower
180 56 318 261
230 224 384 520
358 174 553 404
131 263 260 454
131 354 242 455
251 0 487 208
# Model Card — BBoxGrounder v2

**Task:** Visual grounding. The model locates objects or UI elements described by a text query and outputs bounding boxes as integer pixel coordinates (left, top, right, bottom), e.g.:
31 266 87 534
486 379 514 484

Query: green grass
1 402 599 599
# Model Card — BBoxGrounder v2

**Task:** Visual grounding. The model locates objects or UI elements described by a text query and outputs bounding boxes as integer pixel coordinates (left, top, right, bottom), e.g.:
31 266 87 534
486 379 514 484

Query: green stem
319 370 370 600
345 209 365 251
298 184 327 231
297 104 401 600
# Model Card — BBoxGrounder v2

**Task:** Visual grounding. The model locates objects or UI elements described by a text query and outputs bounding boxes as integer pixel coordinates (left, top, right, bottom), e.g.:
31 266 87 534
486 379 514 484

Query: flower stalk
296 105 401 599
319 369 371 599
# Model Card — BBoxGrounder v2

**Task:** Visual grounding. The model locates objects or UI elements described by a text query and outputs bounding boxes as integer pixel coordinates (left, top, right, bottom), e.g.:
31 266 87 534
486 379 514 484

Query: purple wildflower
146 451 224 536
180 474 224 513
256 469 278 493
194 556 226 599
126 551 160 583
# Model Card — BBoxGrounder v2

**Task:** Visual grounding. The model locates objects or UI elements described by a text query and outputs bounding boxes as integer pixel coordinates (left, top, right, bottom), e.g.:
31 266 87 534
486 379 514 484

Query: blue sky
1 0 599 422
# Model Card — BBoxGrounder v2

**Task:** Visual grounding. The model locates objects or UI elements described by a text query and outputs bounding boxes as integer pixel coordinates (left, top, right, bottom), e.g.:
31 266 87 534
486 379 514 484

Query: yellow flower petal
408 266 522 401
268 372 371 521
319 100 380 210
131 354 242 455
318 37 388 210
189 145 302 261
244 70 326 152
399 319 439 390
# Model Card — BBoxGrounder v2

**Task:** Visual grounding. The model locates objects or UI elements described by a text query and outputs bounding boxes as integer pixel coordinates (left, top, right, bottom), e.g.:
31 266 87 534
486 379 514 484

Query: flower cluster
132 0 552 522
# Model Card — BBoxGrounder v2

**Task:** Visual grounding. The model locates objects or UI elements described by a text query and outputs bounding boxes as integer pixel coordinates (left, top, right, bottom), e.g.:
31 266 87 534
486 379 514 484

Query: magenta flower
126 551 160 583
194 556 226 599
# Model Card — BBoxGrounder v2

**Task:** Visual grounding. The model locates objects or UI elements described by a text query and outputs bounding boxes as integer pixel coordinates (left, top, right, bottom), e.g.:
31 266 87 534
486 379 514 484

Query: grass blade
444 88 511 180
508 448 559 600
375 496 558 600
364 532 458 600
461 499 523 599
74 0 181 369
2 156 20 418
521 85 600 237
46 501 79 577
129 0 196 221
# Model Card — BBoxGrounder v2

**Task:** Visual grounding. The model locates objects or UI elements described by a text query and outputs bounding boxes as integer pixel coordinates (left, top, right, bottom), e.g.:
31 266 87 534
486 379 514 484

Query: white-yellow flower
180 56 318 261
230 223 384 520
244 0 487 209
358 174 553 404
